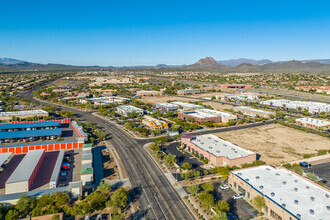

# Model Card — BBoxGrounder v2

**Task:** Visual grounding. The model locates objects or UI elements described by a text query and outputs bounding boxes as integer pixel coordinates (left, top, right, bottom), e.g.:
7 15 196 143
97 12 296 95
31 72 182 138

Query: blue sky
1 0 330 66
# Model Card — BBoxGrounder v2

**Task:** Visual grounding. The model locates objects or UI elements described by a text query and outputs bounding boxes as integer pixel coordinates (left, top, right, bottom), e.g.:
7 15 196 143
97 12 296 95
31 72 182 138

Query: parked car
84 216 90 220
220 184 231 190
59 176 68 181
62 162 71 167
317 176 328 183
60 171 67 177
300 161 312 168
227 212 238 220
96 214 102 220
61 165 71 170
232 194 243 199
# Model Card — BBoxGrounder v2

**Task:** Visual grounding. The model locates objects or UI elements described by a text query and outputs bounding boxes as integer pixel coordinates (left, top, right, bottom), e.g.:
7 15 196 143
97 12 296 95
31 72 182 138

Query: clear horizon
1 0 330 66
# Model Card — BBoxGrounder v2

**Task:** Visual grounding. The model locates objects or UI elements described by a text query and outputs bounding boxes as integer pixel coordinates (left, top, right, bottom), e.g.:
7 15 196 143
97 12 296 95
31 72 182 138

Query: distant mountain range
1 57 330 74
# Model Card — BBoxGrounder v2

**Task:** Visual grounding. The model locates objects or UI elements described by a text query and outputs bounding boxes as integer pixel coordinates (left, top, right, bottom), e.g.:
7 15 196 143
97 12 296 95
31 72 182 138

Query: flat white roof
6 149 45 183
0 110 48 117
296 117 330 126
171 102 204 109
0 153 12 167
183 111 218 119
117 105 144 112
199 109 236 118
232 166 330 220
236 106 273 114
155 103 179 108
49 150 65 183
190 134 254 159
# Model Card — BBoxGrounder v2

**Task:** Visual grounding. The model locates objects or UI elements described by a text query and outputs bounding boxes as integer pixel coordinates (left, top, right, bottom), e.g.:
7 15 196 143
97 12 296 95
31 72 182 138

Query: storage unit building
49 150 65 189
5 149 45 194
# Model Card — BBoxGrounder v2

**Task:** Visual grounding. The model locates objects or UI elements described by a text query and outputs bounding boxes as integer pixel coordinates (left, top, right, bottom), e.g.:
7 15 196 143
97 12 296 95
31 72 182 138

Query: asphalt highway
21 91 195 220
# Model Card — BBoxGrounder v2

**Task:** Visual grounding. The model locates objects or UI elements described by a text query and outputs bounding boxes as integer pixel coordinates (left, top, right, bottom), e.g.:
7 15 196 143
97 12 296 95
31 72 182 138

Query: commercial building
198 109 237 123
0 128 63 143
296 118 330 129
171 102 204 110
154 103 180 112
178 111 221 124
136 90 163 96
49 150 65 189
181 134 256 167
0 119 87 154
0 121 59 132
142 116 169 130
260 99 330 114
234 106 275 118
81 145 93 185
219 84 252 89
177 88 201 95
5 149 45 194
229 165 330 220
116 105 144 116
81 96 131 105
217 93 259 101
0 110 49 121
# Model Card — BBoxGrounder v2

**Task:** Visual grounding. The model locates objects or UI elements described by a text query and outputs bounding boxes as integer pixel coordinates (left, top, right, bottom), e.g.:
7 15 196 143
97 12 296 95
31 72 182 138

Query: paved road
21 92 195 220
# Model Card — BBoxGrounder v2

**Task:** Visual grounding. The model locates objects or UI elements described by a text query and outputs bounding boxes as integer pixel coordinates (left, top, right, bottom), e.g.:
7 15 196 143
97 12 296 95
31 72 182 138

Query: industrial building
5 150 45 194
81 144 93 185
234 106 275 118
260 99 330 114
0 121 59 132
229 165 330 220
198 109 237 123
81 96 131 105
217 93 259 101
178 111 221 124
154 103 180 112
177 88 201 95
116 105 144 116
142 116 169 130
296 118 330 129
0 119 87 154
136 90 164 96
171 101 204 110
49 150 65 189
181 134 256 167
0 110 49 121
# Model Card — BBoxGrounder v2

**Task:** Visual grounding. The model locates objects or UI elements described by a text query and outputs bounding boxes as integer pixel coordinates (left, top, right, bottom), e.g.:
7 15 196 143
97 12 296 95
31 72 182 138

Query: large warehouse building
0 110 49 121
181 134 256 167
0 119 87 154
5 149 45 194
229 166 330 220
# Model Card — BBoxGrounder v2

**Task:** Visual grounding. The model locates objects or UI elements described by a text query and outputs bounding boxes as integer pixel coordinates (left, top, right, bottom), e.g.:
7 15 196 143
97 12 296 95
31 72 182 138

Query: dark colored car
59 176 68 181
300 161 312 168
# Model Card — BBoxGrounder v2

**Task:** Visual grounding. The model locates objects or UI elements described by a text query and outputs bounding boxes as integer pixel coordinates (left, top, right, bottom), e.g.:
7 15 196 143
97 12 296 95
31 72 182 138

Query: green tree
16 193 36 214
163 154 177 166
292 166 304 176
306 172 318 182
201 183 214 192
5 209 19 220
54 192 69 207
212 210 228 220
215 200 230 213
97 182 111 194
250 195 265 212
108 187 128 211
182 162 192 170
198 192 214 209
187 185 199 196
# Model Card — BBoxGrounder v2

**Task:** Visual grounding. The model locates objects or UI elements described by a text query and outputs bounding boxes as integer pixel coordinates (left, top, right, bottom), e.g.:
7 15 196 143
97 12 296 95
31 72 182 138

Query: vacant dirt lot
215 124 330 165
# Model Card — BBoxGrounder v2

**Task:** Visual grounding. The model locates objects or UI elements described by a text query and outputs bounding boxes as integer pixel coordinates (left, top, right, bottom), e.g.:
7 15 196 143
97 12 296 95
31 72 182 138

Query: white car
220 184 231 190
232 193 243 199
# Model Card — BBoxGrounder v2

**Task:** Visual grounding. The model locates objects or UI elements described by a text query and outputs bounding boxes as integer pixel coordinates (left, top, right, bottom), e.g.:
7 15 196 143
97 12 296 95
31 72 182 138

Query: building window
270 210 282 220
234 182 237 188
247 192 250 199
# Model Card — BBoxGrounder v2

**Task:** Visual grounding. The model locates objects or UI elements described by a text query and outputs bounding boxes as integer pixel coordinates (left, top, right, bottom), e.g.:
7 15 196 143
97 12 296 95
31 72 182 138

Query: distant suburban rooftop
6 149 45 183
171 102 204 109
178 88 200 91
199 109 235 117
189 134 254 159
0 121 60 130
236 106 273 114
182 111 217 119
0 110 48 117
232 165 330 220
117 105 143 112
0 152 11 167
296 117 330 126
155 103 179 108
0 128 62 140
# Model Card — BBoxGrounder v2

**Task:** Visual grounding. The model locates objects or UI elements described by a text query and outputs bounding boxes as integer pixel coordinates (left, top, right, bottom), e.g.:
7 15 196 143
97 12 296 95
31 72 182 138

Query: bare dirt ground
215 124 330 166
202 101 234 110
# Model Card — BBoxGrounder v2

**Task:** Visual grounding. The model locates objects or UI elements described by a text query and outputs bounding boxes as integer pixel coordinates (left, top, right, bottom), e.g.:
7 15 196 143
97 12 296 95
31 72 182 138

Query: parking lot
163 142 205 171
303 162 330 188
213 182 258 220
57 149 82 187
